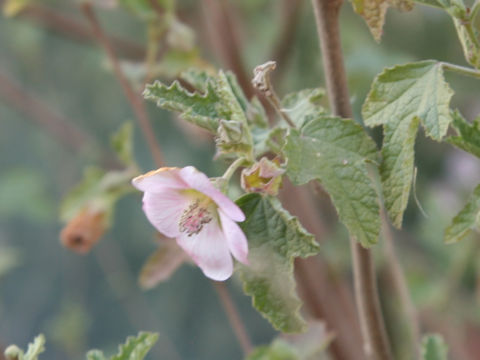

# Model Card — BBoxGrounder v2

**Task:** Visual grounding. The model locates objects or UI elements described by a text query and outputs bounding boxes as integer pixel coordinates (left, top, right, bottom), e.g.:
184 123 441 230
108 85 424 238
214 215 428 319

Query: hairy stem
310 0 393 359
441 61 480 79
81 3 165 168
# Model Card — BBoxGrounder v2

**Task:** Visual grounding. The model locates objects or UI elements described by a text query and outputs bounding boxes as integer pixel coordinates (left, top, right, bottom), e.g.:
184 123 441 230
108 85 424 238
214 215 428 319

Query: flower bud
60 209 106 254
241 157 285 196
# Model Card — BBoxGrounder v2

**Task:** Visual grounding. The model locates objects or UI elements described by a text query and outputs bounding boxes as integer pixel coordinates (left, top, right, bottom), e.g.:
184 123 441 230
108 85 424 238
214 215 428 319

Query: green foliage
236 194 320 333
246 340 299 360
5 334 45 360
285 116 381 247
86 332 159 360
350 0 413 42
118 0 174 19
421 334 448 360
447 110 480 158
60 122 138 224
444 184 480 244
363 60 453 227
281 88 325 128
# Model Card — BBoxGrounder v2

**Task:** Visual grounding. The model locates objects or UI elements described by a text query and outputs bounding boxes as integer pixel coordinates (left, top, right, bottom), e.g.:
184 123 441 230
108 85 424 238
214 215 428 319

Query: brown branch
280 181 365 360
0 71 91 153
81 3 165 168
202 0 254 98
212 282 253 355
0 0 146 60
270 0 303 85
310 0 393 359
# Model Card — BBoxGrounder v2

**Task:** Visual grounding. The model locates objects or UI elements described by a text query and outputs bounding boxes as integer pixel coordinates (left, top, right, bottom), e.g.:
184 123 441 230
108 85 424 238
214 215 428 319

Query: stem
212 282 252 355
310 1 393 359
441 61 480 79
382 213 421 359
222 157 247 182
81 3 165 168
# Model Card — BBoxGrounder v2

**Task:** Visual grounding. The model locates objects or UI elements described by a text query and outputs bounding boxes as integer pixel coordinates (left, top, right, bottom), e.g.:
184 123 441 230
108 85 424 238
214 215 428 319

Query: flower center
179 200 213 236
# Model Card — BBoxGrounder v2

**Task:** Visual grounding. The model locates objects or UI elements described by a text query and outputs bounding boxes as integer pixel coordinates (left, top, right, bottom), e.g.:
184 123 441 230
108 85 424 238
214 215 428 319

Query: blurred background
1 0 480 359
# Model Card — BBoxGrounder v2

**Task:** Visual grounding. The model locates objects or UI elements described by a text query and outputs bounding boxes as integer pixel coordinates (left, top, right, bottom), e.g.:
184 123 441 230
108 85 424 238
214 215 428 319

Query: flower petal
179 166 245 222
142 190 190 238
219 210 249 265
176 220 233 281
132 167 188 193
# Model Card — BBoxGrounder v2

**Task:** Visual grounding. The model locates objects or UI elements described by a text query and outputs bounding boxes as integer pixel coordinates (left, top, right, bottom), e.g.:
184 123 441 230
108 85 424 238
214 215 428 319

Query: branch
310 0 393 359
81 3 165 168
0 71 91 153
0 0 146 60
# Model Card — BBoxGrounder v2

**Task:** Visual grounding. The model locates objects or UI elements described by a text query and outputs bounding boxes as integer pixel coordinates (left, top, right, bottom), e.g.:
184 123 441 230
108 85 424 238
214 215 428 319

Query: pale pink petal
142 190 190 238
176 220 233 281
219 210 249 265
132 167 188 193
179 166 245 222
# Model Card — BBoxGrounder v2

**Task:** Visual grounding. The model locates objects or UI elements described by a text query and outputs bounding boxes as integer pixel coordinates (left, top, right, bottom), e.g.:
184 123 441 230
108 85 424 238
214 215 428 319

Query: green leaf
350 0 413 41
5 334 45 360
281 88 325 128
86 350 107 360
236 194 320 333
413 0 444 8
447 110 480 158
362 60 453 227
119 0 174 19
111 332 158 360
246 340 299 360
111 122 135 167
444 184 480 244
421 334 448 360
285 116 381 247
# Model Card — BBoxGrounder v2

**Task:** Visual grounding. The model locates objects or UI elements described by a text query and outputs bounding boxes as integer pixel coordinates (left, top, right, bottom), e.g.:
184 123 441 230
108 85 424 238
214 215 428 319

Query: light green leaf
246 340 299 360
5 334 45 360
236 194 320 333
111 332 158 360
86 350 108 360
421 334 448 360
444 184 480 244
281 88 325 128
285 116 381 247
3 0 30 17
111 122 135 167
413 0 444 8
362 60 453 227
447 110 480 158
350 0 414 41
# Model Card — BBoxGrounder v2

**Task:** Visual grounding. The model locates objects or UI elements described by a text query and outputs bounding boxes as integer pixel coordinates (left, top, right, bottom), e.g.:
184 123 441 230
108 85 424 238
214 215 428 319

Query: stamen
179 200 213 236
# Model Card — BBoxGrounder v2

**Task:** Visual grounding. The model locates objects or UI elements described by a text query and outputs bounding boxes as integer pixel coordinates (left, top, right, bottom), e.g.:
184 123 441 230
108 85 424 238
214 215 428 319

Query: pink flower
132 166 249 281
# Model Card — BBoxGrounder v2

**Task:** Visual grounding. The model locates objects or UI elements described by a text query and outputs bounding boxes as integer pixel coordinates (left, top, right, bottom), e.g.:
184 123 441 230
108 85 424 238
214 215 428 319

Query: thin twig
0 71 91 153
0 0 146 60
212 282 252 355
202 0 254 98
81 3 165 168
310 0 393 359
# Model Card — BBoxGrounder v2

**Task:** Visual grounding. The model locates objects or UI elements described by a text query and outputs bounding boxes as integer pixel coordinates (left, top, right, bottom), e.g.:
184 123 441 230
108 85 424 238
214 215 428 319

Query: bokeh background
1 0 480 359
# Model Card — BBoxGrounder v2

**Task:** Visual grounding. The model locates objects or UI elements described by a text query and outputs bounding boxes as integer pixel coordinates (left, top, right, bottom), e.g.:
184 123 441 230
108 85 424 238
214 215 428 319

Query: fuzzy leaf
110 332 158 360
421 334 448 360
351 0 413 41
5 334 45 360
111 122 135 167
444 184 480 244
86 350 108 360
362 60 453 227
285 116 381 247
447 110 480 158
236 194 319 333
281 88 325 128
139 240 188 289
246 340 299 360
